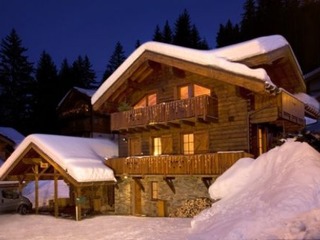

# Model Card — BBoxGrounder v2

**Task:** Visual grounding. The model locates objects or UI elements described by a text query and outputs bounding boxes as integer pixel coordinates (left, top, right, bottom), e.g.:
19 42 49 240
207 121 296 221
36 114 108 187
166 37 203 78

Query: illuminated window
194 84 211 96
153 137 162 156
183 133 194 155
179 84 210 99
151 181 159 200
179 86 189 99
134 93 157 109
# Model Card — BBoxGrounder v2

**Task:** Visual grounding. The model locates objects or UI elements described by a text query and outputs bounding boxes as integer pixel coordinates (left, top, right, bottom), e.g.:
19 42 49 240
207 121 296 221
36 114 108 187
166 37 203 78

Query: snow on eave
0 127 24 147
92 38 276 107
0 134 118 183
57 86 96 109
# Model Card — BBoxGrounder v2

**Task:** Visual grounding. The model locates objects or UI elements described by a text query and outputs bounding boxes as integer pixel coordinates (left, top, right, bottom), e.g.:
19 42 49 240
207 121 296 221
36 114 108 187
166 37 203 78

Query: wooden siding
105 152 253 176
111 95 218 131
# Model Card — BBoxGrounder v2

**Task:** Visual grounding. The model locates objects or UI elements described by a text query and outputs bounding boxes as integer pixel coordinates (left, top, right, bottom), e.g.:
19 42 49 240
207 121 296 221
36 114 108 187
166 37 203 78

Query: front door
133 181 142 215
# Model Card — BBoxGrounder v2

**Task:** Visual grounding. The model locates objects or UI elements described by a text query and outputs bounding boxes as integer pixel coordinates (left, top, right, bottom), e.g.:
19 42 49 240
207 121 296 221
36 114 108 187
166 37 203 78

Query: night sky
1 0 244 80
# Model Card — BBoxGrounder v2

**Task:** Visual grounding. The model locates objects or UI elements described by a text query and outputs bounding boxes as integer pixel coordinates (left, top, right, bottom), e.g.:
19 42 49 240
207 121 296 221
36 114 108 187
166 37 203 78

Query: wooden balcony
111 95 218 131
105 152 253 176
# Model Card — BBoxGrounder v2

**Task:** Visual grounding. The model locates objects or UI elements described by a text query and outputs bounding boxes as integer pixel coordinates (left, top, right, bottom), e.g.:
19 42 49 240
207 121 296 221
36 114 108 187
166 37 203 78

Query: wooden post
34 165 39 214
75 187 82 221
54 169 59 218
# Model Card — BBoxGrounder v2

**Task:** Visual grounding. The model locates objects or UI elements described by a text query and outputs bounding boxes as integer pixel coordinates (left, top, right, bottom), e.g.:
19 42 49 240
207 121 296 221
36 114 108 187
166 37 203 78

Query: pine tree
216 20 241 48
153 25 163 42
162 20 173 44
34 51 59 133
173 9 193 47
101 41 126 83
58 58 74 98
240 0 258 41
0 29 34 134
71 55 97 89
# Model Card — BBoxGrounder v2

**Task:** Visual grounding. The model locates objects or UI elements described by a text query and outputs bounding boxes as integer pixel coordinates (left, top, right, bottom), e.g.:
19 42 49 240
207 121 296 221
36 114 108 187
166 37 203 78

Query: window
134 93 157 109
151 181 159 200
194 84 211 97
183 133 194 155
179 84 210 99
153 137 162 156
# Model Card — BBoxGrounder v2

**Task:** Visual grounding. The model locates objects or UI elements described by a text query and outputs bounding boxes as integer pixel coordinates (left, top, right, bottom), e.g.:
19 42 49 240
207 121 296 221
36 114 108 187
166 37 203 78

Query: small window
153 137 162 156
134 93 157 109
194 84 211 97
151 181 159 200
179 85 189 99
183 133 194 155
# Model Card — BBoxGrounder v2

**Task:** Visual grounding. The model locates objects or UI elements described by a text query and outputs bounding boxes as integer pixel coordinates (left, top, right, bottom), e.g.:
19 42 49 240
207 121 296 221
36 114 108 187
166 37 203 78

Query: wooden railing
105 152 252 176
111 95 218 131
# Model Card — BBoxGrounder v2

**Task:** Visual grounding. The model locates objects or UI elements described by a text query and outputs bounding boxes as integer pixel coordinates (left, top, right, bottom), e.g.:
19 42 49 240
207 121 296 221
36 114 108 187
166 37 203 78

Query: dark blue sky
1 0 244 80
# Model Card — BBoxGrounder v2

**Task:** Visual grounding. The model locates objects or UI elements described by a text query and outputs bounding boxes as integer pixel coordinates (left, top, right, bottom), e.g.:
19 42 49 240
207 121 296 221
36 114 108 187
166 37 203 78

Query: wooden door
133 181 142 215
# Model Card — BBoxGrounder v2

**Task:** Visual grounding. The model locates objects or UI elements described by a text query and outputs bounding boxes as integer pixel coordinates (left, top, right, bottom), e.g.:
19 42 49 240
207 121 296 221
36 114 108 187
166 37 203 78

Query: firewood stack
169 197 213 218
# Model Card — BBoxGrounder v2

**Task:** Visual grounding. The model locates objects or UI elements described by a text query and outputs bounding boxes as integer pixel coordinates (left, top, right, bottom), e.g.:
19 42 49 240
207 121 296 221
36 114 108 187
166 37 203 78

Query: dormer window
179 84 210 99
134 93 157 109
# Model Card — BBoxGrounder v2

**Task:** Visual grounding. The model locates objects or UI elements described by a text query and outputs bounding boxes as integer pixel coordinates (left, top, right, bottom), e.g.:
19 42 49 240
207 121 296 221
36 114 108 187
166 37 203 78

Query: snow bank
189 140 320 239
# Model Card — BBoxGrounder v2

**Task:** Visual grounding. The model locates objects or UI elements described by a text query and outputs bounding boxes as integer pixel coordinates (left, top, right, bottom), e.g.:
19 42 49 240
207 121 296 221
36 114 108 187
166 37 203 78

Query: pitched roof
0 134 118 184
92 35 306 111
0 127 24 147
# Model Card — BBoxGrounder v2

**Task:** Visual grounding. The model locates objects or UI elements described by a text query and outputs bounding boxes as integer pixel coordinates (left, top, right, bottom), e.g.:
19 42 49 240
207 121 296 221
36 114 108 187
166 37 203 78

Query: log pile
169 197 213 218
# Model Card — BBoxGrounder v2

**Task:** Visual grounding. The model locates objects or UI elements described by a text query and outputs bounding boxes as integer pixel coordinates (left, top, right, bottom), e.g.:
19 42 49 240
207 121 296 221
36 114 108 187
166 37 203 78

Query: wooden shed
0 134 118 220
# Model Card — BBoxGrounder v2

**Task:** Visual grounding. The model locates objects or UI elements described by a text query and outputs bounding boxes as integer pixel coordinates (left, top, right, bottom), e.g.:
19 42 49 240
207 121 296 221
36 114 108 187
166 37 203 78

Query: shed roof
0 127 24 147
0 134 118 185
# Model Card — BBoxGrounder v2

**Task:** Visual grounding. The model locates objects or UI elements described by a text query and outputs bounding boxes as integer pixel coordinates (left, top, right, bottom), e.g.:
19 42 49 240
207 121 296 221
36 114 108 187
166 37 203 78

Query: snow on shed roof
0 127 24 147
57 86 97 108
92 35 291 106
0 134 118 183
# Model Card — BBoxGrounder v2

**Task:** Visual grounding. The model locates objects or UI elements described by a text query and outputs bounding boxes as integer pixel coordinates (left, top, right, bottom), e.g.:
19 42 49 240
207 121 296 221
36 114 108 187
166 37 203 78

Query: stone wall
114 175 215 217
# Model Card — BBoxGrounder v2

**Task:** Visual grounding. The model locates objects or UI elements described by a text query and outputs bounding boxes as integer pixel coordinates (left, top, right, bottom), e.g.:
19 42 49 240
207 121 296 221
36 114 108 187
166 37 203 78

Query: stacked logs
169 197 214 218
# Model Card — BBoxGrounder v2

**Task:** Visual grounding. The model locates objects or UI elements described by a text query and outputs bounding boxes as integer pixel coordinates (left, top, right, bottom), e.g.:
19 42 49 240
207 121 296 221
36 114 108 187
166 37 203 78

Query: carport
0 134 118 220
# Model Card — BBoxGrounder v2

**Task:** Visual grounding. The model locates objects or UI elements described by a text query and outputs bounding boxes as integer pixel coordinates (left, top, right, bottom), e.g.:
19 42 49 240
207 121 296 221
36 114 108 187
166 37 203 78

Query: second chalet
91 35 320 217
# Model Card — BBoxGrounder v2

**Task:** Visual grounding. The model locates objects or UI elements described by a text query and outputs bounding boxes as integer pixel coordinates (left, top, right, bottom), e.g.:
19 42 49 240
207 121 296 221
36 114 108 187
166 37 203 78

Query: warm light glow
183 133 194 154
153 137 162 156
194 84 211 96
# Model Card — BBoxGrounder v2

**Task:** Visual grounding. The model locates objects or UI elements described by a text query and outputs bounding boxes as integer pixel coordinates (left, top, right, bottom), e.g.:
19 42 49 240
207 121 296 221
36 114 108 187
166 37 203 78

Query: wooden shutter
129 137 141 156
194 131 209 154
161 135 173 154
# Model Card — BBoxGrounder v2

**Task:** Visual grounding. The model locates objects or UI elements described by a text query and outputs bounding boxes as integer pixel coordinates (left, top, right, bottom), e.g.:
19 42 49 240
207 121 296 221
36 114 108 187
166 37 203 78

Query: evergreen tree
57 58 73 98
0 29 34 134
71 55 97 88
216 20 241 47
34 51 58 133
173 9 193 47
240 0 258 41
101 41 126 82
162 20 173 44
153 25 163 42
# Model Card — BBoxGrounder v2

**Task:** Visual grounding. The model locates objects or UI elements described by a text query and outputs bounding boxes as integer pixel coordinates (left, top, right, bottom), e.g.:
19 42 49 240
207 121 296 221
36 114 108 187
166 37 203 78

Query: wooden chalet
91 35 319 217
0 134 118 220
57 87 111 138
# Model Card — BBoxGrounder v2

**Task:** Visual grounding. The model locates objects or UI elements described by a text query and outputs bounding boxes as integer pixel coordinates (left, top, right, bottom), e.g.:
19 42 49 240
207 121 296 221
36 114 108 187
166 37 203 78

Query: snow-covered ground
1 139 320 239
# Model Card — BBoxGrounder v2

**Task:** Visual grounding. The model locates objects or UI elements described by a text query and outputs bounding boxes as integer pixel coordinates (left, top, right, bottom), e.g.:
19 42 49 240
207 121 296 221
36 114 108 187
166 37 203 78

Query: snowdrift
189 140 320 239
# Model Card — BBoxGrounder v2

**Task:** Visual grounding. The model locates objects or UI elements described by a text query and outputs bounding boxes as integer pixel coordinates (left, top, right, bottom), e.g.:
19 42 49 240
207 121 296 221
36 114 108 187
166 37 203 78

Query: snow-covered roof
57 86 97 108
92 35 301 107
0 134 118 183
0 127 24 147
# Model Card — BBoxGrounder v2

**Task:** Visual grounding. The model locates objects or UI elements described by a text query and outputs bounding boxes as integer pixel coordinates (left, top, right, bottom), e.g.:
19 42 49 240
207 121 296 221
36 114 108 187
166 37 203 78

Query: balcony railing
105 152 252 176
111 95 218 131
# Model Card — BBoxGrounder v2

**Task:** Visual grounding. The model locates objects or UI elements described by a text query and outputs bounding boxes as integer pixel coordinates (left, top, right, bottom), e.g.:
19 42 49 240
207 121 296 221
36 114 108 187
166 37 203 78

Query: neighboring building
91 35 320 217
57 87 112 138
0 127 24 161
